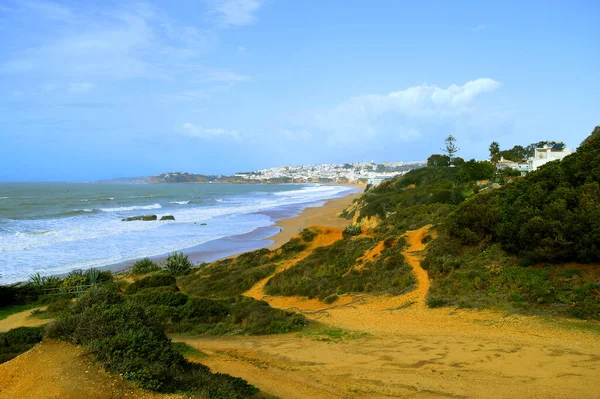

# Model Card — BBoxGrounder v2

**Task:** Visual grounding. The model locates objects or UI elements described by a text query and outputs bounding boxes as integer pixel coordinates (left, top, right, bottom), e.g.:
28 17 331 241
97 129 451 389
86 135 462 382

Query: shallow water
0 182 355 284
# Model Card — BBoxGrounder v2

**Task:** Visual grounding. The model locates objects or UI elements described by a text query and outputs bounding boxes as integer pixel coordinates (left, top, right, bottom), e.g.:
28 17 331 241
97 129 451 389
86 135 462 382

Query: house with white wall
528 143 573 171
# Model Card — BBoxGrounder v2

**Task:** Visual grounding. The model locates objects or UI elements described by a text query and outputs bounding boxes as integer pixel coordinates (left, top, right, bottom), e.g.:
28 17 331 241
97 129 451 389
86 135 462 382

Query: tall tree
489 141 500 163
442 135 459 163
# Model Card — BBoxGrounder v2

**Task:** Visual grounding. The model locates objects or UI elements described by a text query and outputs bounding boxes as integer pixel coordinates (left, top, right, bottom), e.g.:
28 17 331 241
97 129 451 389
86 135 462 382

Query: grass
423 231 600 320
128 292 307 336
179 249 275 299
265 236 416 300
0 303 40 320
548 318 600 335
179 232 315 299
172 341 207 358
0 326 44 363
297 325 372 342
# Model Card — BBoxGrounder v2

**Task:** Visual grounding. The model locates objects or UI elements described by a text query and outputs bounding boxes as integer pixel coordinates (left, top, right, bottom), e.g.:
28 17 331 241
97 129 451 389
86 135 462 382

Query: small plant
300 228 317 242
44 276 61 288
323 294 339 304
124 275 177 295
84 268 101 285
28 273 45 288
62 269 87 288
343 224 362 238
132 258 160 275
162 252 193 276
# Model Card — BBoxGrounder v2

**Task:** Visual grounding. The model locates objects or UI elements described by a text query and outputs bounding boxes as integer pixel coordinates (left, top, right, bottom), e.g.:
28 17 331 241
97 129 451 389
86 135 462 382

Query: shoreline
267 193 359 249
102 189 360 275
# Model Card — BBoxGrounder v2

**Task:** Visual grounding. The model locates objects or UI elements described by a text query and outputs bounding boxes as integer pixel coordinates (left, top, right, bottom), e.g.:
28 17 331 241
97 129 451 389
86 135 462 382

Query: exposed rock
200 223 207 226
160 215 175 221
122 214 157 222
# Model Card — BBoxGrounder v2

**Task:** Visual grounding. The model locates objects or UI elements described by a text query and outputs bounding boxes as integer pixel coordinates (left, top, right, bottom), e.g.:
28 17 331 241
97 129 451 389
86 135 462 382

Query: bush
0 327 44 363
162 252 193 276
323 294 339 304
265 237 416 299
46 287 257 397
132 258 160 275
124 275 177 295
343 224 362 238
179 249 275 299
130 293 307 336
300 228 317 242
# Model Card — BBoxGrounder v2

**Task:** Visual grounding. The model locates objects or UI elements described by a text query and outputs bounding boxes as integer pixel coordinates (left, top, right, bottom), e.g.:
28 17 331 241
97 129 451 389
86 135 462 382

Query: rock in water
160 215 175 221
122 215 158 221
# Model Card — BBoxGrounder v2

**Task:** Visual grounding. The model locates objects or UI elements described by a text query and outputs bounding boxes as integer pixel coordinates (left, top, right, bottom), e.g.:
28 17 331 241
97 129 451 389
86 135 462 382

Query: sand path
0 340 183 399
178 226 600 399
0 307 50 333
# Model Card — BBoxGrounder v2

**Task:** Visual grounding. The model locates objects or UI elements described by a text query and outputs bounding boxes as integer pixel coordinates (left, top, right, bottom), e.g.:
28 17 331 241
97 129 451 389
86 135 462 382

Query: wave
0 197 9 200
170 200 189 205
99 203 162 212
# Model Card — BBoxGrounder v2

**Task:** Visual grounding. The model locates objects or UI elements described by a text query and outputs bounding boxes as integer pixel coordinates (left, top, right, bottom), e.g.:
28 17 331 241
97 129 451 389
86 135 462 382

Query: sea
0 182 356 284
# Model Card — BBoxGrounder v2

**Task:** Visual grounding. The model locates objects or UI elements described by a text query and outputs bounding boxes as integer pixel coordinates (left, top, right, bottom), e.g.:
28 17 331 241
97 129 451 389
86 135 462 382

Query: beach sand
267 192 360 249
104 189 361 274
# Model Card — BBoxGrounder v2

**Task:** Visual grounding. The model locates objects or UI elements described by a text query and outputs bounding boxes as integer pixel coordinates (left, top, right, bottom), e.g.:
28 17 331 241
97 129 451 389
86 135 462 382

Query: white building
528 143 573 171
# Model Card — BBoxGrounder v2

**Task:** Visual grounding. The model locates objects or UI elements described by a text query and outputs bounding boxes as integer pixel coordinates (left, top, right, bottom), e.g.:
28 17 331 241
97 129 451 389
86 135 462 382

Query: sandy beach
101 188 361 274
267 191 360 249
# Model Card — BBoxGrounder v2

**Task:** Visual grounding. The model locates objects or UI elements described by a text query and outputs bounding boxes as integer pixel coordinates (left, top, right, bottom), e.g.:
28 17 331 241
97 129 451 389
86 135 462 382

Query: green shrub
62 269 87 288
162 252 193 276
124 275 177 295
46 287 257 397
132 258 160 275
323 294 339 304
0 327 44 363
84 268 102 285
300 228 317 242
179 248 275 299
343 224 362 238
265 237 415 299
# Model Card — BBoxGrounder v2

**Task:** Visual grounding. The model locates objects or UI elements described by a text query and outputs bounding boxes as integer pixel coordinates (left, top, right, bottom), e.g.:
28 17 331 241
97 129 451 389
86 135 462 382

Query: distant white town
236 160 427 185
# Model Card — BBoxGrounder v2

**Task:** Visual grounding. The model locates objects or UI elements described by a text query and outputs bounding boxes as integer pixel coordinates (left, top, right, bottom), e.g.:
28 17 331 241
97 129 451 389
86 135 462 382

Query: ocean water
0 183 355 284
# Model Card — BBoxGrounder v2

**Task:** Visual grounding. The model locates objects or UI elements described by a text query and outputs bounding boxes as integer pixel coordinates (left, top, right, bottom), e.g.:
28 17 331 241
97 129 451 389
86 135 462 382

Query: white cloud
237 46 247 53
472 24 488 32
68 82 95 93
0 2 229 83
292 78 501 144
181 123 240 139
210 0 265 27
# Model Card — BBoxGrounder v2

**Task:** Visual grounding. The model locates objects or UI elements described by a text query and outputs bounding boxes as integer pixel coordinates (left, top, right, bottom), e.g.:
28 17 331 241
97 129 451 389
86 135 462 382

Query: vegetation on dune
162 252 194 276
179 249 274 299
180 230 315 299
124 275 178 295
338 127 600 320
46 287 258 398
265 237 415 299
446 129 600 264
127 292 306 335
419 126 600 319
132 257 161 275
0 326 44 363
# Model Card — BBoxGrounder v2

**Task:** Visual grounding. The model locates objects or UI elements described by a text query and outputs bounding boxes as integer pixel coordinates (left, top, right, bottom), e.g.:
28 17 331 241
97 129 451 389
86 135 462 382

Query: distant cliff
148 172 216 184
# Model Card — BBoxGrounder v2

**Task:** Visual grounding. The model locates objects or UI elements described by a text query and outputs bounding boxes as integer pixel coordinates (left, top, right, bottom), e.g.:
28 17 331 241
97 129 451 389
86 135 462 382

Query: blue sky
0 0 598 181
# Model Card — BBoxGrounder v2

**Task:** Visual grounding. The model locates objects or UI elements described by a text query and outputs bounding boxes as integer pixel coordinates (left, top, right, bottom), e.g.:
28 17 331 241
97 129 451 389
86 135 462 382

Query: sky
0 0 598 181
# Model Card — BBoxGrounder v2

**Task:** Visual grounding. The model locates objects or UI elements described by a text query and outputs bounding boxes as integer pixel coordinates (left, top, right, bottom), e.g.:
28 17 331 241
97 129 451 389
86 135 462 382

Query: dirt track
178 226 600 399
0 340 183 399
